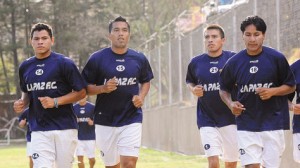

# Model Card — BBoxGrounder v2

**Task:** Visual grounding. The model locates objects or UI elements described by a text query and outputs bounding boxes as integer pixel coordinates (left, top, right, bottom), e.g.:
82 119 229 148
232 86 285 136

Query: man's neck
208 50 222 57
111 47 128 55
35 51 51 59
79 102 86 106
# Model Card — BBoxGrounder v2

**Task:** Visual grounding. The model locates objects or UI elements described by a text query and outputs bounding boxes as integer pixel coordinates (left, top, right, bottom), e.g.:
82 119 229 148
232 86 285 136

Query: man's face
242 24 265 55
204 29 224 54
31 30 53 57
109 21 130 49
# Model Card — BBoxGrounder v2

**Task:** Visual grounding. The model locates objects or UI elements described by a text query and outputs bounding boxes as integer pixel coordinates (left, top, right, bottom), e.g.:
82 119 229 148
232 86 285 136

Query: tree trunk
10 0 20 98
0 48 10 94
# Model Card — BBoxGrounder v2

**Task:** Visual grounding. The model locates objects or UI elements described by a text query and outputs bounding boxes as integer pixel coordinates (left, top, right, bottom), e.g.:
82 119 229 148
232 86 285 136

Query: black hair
108 16 130 33
30 23 53 39
240 15 267 34
205 24 225 38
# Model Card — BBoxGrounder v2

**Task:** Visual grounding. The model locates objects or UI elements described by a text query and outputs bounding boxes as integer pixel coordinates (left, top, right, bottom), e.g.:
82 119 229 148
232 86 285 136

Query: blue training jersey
82 47 154 127
73 102 95 140
220 46 295 131
186 50 236 129
19 52 87 131
18 108 31 142
289 60 300 133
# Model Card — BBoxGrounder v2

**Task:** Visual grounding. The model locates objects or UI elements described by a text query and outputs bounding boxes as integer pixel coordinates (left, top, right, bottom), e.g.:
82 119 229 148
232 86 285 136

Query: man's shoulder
191 53 208 61
73 103 80 108
127 48 147 58
50 52 75 65
89 48 110 59
291 59 300 70
86 101 95 107
127 48 144 54
263 46 284 58
292 59 300 66
228 49 246 61
51 52 67 59
223 50 236 57
20 56 36 67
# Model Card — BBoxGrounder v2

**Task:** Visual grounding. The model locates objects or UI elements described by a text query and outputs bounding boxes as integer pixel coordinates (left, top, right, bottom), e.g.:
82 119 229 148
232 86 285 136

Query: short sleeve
186 60 197 84
139 55 154 83
219 61 235 93
81 54 98 84
62 58 87 91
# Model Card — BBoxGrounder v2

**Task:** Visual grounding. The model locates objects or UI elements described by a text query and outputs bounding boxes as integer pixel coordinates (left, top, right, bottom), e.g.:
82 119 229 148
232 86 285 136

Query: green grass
0 143 224 168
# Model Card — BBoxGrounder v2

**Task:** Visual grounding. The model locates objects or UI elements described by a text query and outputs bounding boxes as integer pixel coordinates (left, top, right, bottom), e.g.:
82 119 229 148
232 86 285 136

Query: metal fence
141 0 300 167
143 0 300 110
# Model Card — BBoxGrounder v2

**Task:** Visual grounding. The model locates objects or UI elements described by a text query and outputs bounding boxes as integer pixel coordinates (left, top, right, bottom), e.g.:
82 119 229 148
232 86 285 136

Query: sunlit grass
0 143 227 168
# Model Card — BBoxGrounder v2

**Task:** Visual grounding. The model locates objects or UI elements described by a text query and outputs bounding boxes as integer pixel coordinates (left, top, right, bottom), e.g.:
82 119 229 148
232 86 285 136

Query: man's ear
222 37 226 43
106 33 111 41
51 37 55 45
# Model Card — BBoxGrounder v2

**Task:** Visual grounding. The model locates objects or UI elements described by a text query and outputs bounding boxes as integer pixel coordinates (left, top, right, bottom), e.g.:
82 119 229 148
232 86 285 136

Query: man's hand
38 97 55 109
13 99 26 113
87 118 94 126
19 119 27 128
132 95 144 108
102 77 118 93
192 85 204 97
256 87 274 100
294 104 300 115
230 101 246 116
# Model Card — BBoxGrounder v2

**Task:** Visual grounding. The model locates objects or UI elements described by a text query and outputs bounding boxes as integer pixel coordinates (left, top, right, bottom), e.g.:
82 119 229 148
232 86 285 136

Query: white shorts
27 142 32 157
237 130 285 167
95 123 142 166
199 125 239 162
293 133 300 163
31 129 78 168
76 140 96 158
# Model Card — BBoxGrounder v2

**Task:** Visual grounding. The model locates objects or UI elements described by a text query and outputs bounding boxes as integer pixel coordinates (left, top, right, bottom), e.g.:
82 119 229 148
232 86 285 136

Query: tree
0 0 206 95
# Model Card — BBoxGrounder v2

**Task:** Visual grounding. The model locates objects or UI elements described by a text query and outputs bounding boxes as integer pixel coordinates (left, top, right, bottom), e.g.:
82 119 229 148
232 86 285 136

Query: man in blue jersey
18 108 33 168
186 24 238 168
74 96 96 168
13 23 87 168
219 15 296 168
82 16 153 168
288 60 300 164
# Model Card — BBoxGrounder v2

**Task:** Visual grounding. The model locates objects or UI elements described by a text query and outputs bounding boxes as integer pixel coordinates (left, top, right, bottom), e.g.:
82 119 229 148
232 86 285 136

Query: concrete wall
143 105 298 167
142 104 202 155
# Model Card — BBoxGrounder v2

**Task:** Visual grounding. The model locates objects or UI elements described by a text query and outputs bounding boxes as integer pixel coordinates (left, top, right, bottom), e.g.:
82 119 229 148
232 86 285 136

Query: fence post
178 34 183 102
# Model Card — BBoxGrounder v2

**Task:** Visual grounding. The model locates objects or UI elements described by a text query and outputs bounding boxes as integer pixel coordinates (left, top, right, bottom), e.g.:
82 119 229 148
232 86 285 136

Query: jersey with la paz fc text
19 52 87 131
186 50 236 129
74 102 96 140
220 46 295 131
82 48 154 127
289 60 300 133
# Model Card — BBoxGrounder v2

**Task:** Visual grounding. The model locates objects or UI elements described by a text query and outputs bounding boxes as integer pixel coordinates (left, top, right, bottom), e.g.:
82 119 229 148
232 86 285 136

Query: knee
225 161 237 168
208 157 220 168
89 158 96 165
121 160 137 168
209 161 219 168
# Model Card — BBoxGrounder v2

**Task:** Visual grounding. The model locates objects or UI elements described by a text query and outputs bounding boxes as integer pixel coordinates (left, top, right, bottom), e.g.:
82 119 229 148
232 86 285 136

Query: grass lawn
0 143 228 168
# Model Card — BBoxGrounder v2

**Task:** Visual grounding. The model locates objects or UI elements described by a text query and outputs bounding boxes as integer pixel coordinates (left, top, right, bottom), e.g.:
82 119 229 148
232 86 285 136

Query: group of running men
186 15 300 168
14 16 153 168
12 14 300 168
